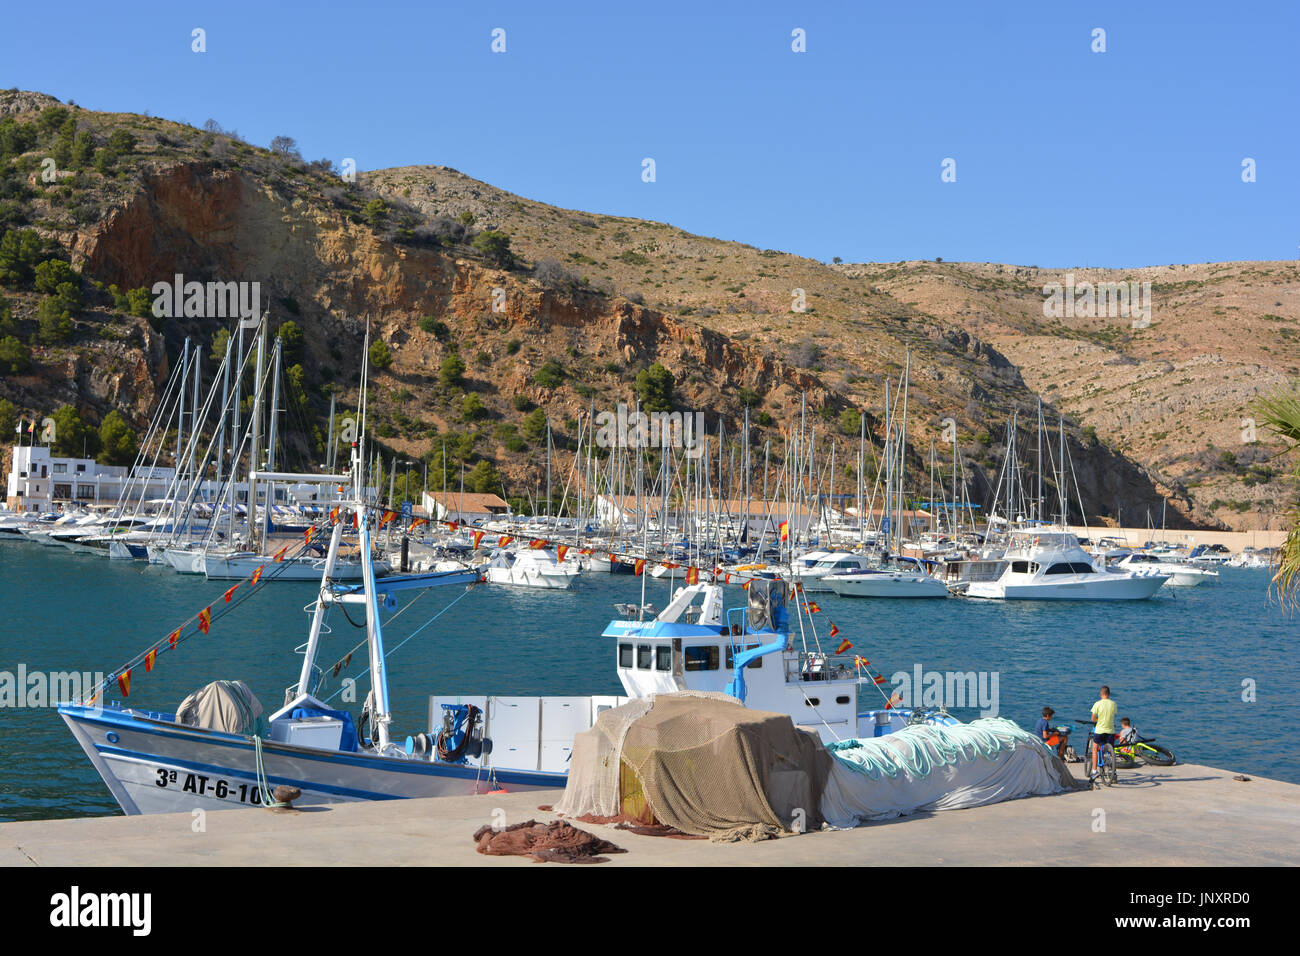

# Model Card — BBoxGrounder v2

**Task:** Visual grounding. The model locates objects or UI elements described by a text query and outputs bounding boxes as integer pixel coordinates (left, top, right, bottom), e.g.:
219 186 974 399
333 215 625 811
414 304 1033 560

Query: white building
5 445 181 512
4 445 330 513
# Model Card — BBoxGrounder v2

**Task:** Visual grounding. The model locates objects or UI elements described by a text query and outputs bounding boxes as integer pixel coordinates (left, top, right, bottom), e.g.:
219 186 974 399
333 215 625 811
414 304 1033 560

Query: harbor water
0 542 1294 821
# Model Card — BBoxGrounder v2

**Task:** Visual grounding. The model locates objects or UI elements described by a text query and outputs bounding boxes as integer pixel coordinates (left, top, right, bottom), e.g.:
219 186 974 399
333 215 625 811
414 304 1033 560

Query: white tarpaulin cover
820 717 1084 827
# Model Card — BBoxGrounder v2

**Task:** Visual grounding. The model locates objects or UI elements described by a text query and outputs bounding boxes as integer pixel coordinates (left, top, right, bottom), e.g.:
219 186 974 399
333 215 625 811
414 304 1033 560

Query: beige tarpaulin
556 693 831 840
175 680 263 734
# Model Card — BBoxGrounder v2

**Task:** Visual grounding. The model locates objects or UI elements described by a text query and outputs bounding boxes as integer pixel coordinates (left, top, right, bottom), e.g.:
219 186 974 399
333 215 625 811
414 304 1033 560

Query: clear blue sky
3 0 1297 268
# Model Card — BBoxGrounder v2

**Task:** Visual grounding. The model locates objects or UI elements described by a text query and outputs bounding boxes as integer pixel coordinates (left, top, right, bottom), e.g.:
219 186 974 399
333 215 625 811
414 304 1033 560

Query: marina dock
4 761 1297 866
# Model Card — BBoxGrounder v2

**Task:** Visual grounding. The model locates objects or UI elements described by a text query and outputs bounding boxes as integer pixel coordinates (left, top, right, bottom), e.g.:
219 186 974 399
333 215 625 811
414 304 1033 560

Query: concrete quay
2 760 1296 866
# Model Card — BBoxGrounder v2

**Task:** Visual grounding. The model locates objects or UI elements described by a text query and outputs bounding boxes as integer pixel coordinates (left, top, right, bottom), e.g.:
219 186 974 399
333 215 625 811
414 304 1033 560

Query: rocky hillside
2 89 1295 529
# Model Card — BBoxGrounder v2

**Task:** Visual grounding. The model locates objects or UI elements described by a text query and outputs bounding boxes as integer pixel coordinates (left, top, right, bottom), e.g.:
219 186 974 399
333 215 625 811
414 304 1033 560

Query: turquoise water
0 542 1295 821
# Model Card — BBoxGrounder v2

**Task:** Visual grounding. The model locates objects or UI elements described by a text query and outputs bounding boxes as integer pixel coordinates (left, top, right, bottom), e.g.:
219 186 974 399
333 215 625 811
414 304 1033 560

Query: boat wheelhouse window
636 644 652 669
1011 560 1029 573
684 646 719 671
655 645 672 672
618 643 633 668
724 644 764 669
1045 562 1095 575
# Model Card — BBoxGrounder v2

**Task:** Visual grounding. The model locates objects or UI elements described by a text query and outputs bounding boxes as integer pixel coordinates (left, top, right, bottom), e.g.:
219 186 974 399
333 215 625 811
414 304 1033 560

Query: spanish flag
168 628 180 649
853 656 870 668
741 580 750 590
145 648 157 672
380 510 397 528
330 506 340 524
498 535 514 548
556 545 569 563
685 566 699 585
807 601 821 613
779 520 789 542
634 558 646 576
579 547 593 555
471 530 485 548
250 565 264 587
223 583 239 603
198 607 212 635
305 526 315 544
529 538 548 549
117 670 131 697
446 520 459 531
873 675 887 685
411 517 428 530
273 545 288 563
724 572 731 584
829 623 841 638
835 637 852 655
886 690 903 709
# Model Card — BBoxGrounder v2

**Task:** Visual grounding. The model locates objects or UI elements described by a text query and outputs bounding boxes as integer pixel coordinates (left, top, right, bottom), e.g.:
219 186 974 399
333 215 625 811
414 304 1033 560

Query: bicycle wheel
1113 748 1139 770
1101 744 1118 786
1137 743 1176 766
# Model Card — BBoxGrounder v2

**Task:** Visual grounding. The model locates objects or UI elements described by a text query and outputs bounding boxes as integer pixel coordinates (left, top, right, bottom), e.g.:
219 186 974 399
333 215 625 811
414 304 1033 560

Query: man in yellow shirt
1090 685 1119 777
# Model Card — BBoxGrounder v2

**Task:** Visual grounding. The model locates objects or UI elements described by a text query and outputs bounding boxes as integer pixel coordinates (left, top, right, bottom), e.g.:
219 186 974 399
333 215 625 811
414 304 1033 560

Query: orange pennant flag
498 535 514 548
471 530 485 548
223 583 239 603
685 566 699 585
117 670 131 697
198 607 212 635
330 506 340 524
873 675 887 685
380 510 397 528
305 526 316 544
634 558 646 576
529 539 549 550
273 545 288 563
557 545 569 562
168 628 180 649
779 520 789 542
250 565 264 587
145 648 157 672
835 638 852 655
807 602 821 613
411 517 428 530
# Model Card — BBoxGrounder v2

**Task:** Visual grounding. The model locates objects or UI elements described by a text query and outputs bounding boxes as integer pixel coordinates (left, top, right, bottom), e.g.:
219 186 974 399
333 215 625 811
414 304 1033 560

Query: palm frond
1256 387 1300 610
1253 390 1300 444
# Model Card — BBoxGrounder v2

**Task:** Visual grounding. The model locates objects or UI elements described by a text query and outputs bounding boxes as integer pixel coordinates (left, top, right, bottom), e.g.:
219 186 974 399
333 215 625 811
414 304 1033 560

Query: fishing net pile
555 692 832 841
556 694 1083 838
472 820 625 863
820 717 1086 827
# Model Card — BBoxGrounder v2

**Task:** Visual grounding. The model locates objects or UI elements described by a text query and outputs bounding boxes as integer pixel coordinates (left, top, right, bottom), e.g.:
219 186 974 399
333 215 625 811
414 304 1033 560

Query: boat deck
2 760 1296 866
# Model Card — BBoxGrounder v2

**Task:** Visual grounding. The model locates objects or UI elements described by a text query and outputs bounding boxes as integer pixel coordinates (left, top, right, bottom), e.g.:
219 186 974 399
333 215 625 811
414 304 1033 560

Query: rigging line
321 583 480 704
90 519 336 693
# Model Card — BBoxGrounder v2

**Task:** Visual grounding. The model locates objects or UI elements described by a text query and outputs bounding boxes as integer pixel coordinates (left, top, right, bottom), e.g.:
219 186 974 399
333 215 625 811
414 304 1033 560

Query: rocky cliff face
6 92 1289 529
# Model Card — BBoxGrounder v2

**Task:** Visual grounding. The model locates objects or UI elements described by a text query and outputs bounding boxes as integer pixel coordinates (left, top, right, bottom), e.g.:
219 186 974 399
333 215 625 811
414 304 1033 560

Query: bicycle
1114 733 1176 767
1076 718 1125 786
